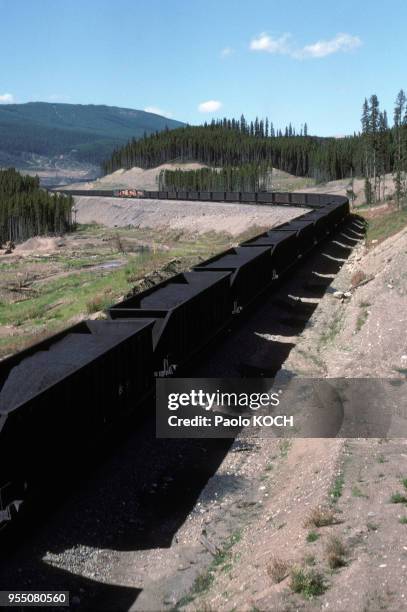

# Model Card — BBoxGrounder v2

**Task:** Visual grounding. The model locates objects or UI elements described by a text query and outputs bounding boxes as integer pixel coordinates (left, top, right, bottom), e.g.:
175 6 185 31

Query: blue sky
1 0 406 135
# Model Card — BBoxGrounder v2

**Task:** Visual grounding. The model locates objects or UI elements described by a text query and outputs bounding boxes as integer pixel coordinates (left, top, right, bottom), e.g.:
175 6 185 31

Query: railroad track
0 191 351 535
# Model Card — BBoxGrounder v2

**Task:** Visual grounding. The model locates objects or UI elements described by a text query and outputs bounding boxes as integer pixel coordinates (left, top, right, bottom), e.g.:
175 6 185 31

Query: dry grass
325 536 347 569
267 557 291 583
351 270 367 288
85 291 112 314
305 506 337 528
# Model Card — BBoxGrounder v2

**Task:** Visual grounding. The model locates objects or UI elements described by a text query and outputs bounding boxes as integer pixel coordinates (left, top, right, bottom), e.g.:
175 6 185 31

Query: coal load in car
109 271 231 375
0 319 154 530
240 229 299 278
301 209 337 241
329 199 350 223
269 217 317 256
194 246 273 312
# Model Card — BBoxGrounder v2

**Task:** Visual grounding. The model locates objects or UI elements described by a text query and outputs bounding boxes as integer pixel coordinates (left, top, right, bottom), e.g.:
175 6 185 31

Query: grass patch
305 506 337 528
176 530 242 608
290 567 327 598
364 208 407 246
212 530 242 569
399 517 407 524
85 292 112 314
279 439 292 457
176 572 215 608
306 531 320 543
267 557 290 583
390 492 407 504
377 454 386 464
352 485 368 498
325 536 347 569
303 554 316 566
356 308 369 332
319 311 343 346
330 473 345 502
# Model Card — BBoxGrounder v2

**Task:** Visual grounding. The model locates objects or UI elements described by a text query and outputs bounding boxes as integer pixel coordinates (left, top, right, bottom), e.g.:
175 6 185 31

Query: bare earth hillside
168 218 407 611
73 196 306 236
66 163 211 191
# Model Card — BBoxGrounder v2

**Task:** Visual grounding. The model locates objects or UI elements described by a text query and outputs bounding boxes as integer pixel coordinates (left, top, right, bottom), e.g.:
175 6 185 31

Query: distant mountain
0 102 185 180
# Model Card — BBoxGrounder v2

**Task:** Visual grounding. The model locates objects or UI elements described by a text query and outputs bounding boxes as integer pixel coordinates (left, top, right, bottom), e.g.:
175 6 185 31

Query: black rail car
268 218 317 256
109 271 231 375
193 246 274 313
240 229 300 278
240 192 257 203
1 190 351 535
57 189 116 197
0 320 153 530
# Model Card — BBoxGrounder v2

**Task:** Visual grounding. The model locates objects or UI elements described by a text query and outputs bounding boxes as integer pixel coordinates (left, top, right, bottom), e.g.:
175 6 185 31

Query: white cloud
0 92 14 104
144 105 173 118
250 33 291 54
296 33 362 59
249 32 362 60
220 47 234 58
198 100 222 113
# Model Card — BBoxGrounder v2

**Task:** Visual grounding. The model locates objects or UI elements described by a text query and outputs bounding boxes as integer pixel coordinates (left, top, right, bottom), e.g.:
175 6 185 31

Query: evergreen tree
0 168 73 244
254 117 260 137
393 89 407 208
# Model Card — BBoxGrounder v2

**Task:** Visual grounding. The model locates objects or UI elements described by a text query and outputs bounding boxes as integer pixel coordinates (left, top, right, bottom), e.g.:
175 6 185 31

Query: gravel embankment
73 197 306 236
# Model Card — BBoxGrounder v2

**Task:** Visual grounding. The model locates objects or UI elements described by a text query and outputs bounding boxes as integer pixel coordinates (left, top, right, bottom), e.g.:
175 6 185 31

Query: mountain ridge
0 102 185 179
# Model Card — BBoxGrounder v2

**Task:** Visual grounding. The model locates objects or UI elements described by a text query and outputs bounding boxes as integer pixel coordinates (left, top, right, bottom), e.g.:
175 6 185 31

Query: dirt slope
65 163 210 191
297 173 397 208
175 220 407 611
73 197 306 236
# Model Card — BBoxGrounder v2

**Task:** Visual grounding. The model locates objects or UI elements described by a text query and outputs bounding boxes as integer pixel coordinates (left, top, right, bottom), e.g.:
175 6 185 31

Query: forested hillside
104 92 407 203
0 169 73 244
158 163 273 192
0 102 184 166
104 121 363 182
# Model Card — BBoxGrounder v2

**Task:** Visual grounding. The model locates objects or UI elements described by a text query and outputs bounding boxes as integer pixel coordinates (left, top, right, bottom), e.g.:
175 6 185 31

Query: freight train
0 191 350 532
